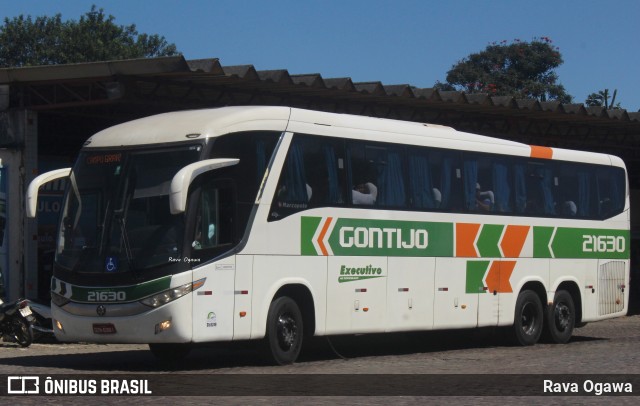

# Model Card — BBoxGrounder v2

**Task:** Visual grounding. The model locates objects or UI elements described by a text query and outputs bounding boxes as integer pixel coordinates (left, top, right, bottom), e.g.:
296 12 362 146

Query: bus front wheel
512 290 543 346
543 290 575 344
264 296 303 365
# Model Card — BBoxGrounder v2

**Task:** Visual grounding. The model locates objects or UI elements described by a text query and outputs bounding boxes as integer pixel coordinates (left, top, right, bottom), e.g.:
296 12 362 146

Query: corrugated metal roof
0 57 191 82
1 55 637 123
2 55 640 186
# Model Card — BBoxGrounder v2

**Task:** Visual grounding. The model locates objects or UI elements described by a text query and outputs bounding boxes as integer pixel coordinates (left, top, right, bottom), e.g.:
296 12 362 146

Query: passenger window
270 135 346 220
522 162 557 216
597 167 626 219
275 139 311 208
304 138 345 207
556 164 596 218
464 153 502 213
265 133 626 222
407 151 438 210
348 142 406 208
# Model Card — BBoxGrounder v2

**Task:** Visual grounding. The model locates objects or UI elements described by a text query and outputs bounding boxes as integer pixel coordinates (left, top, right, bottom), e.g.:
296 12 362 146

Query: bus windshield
56 145 202 273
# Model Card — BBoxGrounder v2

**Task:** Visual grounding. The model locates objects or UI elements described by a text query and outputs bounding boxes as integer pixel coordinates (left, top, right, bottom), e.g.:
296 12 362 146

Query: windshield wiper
114 209 137 277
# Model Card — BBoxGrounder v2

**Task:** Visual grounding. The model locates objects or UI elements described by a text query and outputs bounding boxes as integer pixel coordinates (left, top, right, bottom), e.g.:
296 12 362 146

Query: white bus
27 106 629 364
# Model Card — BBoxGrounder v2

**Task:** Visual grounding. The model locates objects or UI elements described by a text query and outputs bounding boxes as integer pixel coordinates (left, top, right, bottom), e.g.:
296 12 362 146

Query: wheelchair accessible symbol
105 256 118 272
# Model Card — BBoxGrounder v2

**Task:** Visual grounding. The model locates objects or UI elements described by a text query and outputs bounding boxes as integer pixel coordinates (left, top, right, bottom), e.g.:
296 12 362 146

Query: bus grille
598 261 625 316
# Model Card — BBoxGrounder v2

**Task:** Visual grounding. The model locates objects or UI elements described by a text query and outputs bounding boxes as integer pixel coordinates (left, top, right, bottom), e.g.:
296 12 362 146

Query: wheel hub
276 313 297 351
555 303 571 331
521 302 537 335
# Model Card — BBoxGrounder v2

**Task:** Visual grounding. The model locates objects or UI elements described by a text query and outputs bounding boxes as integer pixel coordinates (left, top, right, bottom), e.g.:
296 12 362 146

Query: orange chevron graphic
317 217 333 256
500 225 530 258
456 223 481 257
485 260 516 293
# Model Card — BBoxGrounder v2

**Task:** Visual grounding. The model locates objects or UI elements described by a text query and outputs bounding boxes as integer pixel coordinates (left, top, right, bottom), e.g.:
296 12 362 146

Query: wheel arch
519 280 547 306
271 283 317 338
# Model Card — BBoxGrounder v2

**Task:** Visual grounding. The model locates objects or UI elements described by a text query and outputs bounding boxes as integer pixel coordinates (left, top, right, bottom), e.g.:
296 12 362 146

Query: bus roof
84 106 292 148
83 106 623 168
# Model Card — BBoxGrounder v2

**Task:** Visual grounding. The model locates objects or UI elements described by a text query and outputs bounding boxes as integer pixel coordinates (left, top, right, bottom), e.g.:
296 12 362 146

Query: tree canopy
435 38 572 103
585 89 620 109
0 5 179 67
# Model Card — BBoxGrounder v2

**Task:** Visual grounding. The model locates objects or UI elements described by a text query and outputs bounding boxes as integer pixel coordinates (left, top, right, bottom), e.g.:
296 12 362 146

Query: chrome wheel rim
555 302 571 331
276 313 298 352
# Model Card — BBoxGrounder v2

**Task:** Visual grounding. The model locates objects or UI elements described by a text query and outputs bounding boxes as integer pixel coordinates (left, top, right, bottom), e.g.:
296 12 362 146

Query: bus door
385 257 436 332
326 255 387 334
433 258 479 329
476 259 504 327
190 181 237 343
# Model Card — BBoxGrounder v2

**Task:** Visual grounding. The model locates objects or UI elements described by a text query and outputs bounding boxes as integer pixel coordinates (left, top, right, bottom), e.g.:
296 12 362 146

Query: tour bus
27 106 629 364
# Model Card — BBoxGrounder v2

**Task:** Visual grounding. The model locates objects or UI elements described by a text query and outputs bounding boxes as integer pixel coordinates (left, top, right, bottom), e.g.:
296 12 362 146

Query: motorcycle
0 298 36 347
25 299 55 342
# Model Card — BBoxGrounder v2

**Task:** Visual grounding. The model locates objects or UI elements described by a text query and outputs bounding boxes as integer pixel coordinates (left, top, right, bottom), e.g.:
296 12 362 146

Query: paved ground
1 314 639 404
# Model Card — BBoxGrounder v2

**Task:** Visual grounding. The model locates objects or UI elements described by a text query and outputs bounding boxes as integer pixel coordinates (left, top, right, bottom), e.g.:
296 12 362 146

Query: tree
585 89 620 109
435 38 572 103
0 5 179 67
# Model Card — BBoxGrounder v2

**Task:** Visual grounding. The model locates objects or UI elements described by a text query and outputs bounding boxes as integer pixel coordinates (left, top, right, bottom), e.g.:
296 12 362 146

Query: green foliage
0 5 179 67
585 89 620 109
435 38 573 103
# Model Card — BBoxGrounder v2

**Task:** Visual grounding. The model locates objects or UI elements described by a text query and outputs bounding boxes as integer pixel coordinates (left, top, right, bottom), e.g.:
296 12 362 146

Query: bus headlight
140 278 206 308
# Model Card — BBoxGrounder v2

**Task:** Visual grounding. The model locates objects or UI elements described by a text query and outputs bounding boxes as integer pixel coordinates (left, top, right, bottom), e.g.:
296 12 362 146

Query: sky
1 0 639 111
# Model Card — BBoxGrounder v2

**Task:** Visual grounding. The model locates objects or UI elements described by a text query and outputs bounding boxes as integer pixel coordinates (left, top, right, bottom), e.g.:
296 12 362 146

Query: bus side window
273 139 310 206
492 160 511 213
270 135 347 221
304 138 345 208
525 162 556 216
462 152 497 213
407 150 439 210
347 142 406 208
597 167 626 219
556 163 596 218
376 147 406 208
347 142 379 206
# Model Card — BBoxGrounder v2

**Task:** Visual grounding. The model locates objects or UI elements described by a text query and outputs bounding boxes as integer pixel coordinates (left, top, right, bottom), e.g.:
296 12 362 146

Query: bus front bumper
51 299 192 344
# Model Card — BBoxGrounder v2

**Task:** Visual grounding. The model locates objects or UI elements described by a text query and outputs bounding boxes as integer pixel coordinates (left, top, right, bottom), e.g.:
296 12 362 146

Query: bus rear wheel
264 296 303 365
512 290 543 346
543 290 575 344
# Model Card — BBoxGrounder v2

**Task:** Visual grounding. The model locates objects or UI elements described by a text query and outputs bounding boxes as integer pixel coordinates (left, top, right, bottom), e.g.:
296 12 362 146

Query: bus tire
264 296 303 365
543 290 575 344
512 290 543 346
149 343 191 364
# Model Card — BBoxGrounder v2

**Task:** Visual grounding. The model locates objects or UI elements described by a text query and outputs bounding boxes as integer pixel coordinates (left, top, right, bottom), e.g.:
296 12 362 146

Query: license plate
93 323 117 334
19 307 32 317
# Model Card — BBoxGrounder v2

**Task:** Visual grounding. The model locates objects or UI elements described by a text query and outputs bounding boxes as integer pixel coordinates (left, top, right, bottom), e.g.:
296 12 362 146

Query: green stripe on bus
533 226 555 258
534 226 629 259
301 216 454 257
466 261 489 294
476 224 504 258
63 275 172 303
551 228 629 259
301 216 322 255
302 216 629 260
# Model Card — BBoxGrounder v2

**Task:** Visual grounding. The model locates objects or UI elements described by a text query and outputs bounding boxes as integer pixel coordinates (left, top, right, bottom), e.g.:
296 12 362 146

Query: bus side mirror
169 158 239 214
26 168 71 218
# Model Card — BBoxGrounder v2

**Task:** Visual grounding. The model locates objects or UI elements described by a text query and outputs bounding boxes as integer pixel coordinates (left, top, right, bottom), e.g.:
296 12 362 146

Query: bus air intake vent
598 261 625 316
